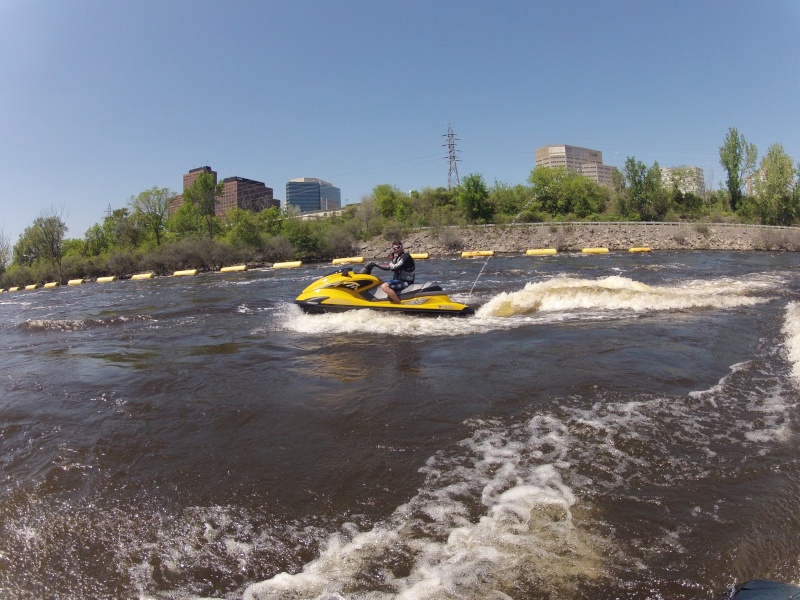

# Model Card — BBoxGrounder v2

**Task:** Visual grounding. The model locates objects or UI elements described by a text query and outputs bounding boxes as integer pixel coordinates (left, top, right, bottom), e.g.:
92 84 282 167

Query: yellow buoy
131 272 155 280
461 250 494 258
96 276 117 283
526 248 557 256
9 287 20 292
332 256 364 265
68 279 84 285
220 265 247 273
173 269 198 277
629 247 651 253
44 282 59 288
582 248 609 254
25 284 39 290
273 261 302 269
410 252 429 259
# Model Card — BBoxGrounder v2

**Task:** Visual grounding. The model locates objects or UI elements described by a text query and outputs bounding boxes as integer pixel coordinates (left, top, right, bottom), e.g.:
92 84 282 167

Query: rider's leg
381 282 401 304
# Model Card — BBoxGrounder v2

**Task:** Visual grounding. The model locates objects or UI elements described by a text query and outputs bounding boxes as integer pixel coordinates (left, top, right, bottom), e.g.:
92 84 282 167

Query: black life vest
389 252 415 283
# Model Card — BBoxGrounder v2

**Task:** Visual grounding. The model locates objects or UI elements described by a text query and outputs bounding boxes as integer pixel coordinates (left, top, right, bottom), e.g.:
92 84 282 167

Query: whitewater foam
477 275 770 318
783 302 800 382
242 415 604 600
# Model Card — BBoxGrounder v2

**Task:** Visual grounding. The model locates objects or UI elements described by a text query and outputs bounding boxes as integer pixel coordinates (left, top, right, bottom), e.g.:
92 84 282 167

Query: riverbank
357 222 800 257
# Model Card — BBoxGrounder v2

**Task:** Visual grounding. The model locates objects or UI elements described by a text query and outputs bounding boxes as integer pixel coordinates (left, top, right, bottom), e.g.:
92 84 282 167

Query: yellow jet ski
294 265 474 317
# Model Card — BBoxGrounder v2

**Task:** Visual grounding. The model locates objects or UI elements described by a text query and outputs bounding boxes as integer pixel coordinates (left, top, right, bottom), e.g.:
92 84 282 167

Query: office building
218 177 279 215
286 178 341 212
660 166 706 196
169 166 279 217
534 145 617 187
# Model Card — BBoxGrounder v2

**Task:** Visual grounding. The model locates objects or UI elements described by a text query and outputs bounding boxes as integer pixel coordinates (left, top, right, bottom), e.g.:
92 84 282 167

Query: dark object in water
722 580 800 600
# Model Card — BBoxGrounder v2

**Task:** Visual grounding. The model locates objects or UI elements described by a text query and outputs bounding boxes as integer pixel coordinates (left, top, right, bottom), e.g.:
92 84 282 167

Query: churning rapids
2 251 800 599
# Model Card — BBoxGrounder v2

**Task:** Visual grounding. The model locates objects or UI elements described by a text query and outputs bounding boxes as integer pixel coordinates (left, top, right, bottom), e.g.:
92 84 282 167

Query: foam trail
477 275 770 318
783 302 800 381
242 419 603 599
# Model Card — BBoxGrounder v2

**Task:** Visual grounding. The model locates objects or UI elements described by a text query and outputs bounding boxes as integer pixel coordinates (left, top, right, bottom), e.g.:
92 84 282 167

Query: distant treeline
2 129 798 288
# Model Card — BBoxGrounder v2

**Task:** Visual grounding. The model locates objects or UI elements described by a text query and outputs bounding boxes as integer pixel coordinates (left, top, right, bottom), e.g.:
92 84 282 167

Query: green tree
84 222 111 256
82 208 139 256
182 171 223 239
166 201 206 240
257 206 284 236
490 182 534 221
129 186 174 246
567 174 608 218
663 167 705 217
0 227 10 274
527 167 607 218
719 127 757 211
351 197 383 238
622 158 669 221
372 184 406 219
752 143 797 225
411 187 458 227
458 173 492 223
12 209 68 279
223 208 263 249
108 208 143 248
283 218 323 259
528 167 571 216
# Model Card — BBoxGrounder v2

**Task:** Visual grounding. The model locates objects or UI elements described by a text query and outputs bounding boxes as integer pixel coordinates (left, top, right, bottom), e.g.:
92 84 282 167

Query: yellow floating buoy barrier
68 279 84 286
629 247 651 253
332 256 364 265
220 265 247 273
131 272 155 280
9 287 20 292
173 269 198 277
582 248 609 254
526 248 557 256
96 276 117 283
461 250 495 258
273 261 302 269
25 284 39 290
410 252 429 259
44 282 59 288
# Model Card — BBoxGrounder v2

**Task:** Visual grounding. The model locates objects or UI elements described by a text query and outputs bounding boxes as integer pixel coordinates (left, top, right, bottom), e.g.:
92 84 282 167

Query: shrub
262 236 295 262
694 223 711 237
436 226 463 251
107 249 141 278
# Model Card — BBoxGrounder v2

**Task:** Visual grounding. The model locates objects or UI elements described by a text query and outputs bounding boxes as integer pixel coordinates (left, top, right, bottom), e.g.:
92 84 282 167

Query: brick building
169 166 280 217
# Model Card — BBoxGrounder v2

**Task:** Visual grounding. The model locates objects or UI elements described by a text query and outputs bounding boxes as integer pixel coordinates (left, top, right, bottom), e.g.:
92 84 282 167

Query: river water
2 251 800 599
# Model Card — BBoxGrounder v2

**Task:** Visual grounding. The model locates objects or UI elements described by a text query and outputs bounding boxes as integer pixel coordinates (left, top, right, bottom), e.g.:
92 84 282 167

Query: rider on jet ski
368 240 415 304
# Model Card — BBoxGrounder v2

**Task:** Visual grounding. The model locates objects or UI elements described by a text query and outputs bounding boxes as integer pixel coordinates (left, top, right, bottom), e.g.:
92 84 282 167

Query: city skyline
2 1 798 244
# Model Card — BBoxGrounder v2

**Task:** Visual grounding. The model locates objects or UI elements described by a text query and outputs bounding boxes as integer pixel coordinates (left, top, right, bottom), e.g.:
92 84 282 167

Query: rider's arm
387 254 407 270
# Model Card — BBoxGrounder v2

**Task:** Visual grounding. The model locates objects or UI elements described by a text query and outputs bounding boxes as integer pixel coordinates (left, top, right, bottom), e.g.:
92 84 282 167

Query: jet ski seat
366 281 444 301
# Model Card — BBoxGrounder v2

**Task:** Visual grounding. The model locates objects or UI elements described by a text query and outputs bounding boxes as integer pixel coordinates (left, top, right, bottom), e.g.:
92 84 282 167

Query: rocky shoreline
357 222 800 257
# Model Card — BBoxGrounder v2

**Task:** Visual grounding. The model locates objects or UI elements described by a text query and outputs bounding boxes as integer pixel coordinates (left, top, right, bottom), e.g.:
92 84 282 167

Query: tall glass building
286 178 341 212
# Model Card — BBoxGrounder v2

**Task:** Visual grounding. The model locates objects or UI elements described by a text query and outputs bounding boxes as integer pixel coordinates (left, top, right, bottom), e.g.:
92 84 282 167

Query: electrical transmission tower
443 124 461 190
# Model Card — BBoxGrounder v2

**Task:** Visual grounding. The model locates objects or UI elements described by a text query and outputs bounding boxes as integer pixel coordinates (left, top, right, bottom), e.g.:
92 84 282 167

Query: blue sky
2 0 799 245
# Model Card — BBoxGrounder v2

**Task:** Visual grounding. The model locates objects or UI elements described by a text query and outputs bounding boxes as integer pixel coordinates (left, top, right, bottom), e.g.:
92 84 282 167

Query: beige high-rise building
534 145 617 187
659 166 706 196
